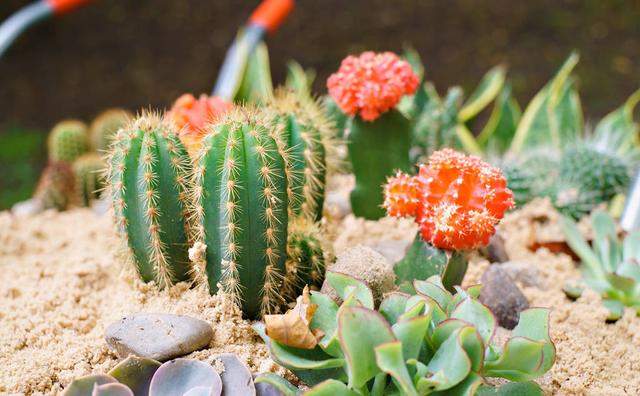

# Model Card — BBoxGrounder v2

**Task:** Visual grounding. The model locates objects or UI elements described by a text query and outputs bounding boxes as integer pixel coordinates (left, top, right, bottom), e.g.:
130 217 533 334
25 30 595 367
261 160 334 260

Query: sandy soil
1 182 639 395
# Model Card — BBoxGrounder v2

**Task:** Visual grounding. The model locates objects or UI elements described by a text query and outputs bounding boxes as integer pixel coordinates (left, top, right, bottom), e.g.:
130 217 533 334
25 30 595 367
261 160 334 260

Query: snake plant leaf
481 337 545 381
459 65 506 122
430 372 484 396
148 359 222 396
325 271 375 309
476 382 543 396
477 83 522 155
379 292 411 324
235 41 273 104
374 341 418 396
511 308 555 375
595 88 640 147
510 52 580 153
337 306 396 388
304 379 360 396
418 328 473 392
92 383 134 396
254 373 302 396
285 60 315 98
450 297 496 345
309 292 342 357
392 313 431 360
62 375 118 396
108 356 161 396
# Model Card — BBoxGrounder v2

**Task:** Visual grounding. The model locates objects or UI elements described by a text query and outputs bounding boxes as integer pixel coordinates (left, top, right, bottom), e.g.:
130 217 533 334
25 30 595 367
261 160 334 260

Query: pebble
479 266 529 330
217 353 256 396
105 313 213 361
499 260 541 288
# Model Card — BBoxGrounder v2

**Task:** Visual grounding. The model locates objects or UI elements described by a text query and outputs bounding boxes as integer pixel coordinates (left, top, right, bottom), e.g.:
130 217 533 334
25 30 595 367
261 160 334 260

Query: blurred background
0 0 639 209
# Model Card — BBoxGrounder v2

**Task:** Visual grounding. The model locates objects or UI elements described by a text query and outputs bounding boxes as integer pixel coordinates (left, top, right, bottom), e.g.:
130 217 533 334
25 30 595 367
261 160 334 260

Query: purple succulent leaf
61 374 118 396
92 383 134 396
148 359 221 396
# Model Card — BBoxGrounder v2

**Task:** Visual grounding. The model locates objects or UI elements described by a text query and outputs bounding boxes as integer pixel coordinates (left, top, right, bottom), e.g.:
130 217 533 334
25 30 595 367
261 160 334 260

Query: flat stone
105 313 213 362
479 266 529 330
217 353 255 396
368 239 412 264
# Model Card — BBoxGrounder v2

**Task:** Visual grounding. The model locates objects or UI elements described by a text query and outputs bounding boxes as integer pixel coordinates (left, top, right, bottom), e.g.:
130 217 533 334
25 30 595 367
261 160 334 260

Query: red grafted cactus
167 93 233 154
385 148 514 250
327 51 419 122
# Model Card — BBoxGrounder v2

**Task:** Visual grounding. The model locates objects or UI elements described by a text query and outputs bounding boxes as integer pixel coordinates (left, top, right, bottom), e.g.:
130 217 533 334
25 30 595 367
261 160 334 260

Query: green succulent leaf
603 299 625 321
623 231 640 263
380 292 411 324
476 382 543 396
450 297 496 345
375 341 418 396
62 375 118 396
508 308 555 377
481 336 545 381
304 379 360 396
418 327 473 392
310 292 342 357
414 276 452 310
459 65 506 122
254 373 302 396
431 372 484 396
561 215 605 278
108 356 161 396
392 313 431 360
432 321 484 372
325 271 375 309
337 306 396 388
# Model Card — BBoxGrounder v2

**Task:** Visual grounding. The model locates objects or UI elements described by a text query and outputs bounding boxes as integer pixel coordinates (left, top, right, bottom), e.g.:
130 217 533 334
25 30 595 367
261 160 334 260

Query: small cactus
48 119 89 162
34 161 76 211
192 107 289 319
72 153 105 206
268 89 334 221
90 108 133 152
327 51 418 219
283 218 326 298
107 112 193 288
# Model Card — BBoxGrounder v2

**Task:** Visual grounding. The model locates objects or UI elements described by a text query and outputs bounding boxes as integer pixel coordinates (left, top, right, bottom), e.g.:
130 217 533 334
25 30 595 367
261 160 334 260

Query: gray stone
105 313 213 362
11 198 43 217
486 233 509 263
479 266 529 330
368 239 412 264
499 260 541 288
217 353 255 396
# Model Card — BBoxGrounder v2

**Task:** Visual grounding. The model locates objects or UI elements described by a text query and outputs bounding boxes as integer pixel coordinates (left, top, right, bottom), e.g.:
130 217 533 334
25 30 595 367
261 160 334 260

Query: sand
1 183 640 395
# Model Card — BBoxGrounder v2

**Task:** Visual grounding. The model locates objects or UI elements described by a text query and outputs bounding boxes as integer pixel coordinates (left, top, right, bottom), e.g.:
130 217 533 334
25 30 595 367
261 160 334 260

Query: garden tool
0 0 90 58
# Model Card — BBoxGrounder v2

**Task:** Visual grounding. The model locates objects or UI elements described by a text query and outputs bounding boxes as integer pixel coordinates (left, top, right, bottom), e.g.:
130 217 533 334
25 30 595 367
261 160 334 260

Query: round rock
479 265 529 330
105 313 213 362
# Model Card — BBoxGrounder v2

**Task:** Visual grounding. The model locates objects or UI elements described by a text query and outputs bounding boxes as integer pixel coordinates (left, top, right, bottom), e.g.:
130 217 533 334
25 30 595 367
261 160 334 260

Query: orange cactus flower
384 149 514 250
167 94 233 155
327 51 419 121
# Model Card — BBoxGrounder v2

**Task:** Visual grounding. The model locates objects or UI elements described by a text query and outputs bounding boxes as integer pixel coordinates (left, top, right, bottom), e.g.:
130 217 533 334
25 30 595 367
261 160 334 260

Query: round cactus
90 108 133 152
283 218 326 298
191 107 290 318
106 112 193 288
500 152 559 207
34 161 76 211
72 153 105 206
48 119 90 162
268 90 335 221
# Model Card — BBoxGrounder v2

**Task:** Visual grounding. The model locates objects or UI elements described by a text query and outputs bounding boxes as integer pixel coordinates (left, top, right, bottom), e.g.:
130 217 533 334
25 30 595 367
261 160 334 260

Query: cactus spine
73 153 105 206
192 107 289 319
283 218 326 297
48 120 90 162
91 108 133 152
268 90 331 221
107 113 193 288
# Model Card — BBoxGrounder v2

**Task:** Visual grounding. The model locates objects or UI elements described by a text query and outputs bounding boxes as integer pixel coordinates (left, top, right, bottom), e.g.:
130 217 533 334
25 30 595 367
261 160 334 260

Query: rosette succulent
562 211 640 320
328 51 419 219
384 149 514 291
256 271 555 395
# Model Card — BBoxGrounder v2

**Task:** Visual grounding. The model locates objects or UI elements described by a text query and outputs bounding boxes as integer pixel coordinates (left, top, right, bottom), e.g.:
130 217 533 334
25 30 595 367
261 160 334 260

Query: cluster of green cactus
90 108 133 152
256 272 555 395
106 102 332 319
562 211 640 321
48 120 90 162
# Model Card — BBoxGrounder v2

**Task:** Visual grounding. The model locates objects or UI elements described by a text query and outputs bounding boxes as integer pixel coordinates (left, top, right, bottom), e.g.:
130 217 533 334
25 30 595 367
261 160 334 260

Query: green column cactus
283 218 326 298
268 90 333 221
48 120 90 162
91 108 133 152
192 107 289 319
107 113 193 288
72 153 105 206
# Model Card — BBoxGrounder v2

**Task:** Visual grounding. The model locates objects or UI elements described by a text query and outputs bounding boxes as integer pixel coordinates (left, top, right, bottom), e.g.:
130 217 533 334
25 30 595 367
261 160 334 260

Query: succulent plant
106 112 193 288
34 161 76 210
62 356 223 396
256 271 555 395
167 93 233 156
72 153 105 206
48 119 90 162
562 211 640 320
384 149 514 291
327 51 419 219
268 89 335 221
90 109 133 152
191 107 291 319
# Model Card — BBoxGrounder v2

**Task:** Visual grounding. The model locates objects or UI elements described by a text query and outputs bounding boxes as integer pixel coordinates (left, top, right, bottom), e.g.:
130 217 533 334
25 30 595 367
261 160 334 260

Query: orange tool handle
45 0 90 15
249 0 294 33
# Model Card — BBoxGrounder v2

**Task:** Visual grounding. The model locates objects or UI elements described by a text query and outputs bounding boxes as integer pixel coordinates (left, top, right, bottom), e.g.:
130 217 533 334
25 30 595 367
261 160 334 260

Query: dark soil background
0 0 639 207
